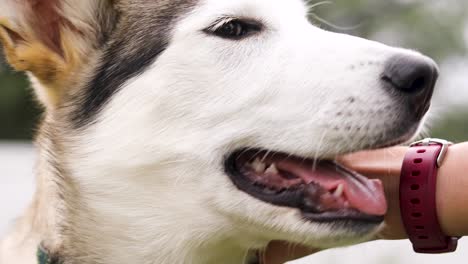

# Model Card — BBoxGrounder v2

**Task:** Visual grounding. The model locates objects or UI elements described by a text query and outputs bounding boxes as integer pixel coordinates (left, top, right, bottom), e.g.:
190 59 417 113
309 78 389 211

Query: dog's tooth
265 163 279 174
251 158 266 173
332 184 344 198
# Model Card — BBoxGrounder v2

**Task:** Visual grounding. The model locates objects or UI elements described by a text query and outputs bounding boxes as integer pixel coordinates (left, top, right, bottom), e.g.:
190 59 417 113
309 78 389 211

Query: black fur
72 1 198 127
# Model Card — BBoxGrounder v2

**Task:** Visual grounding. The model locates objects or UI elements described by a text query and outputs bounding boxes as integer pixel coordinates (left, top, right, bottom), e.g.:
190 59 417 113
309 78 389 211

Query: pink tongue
278 160 387 216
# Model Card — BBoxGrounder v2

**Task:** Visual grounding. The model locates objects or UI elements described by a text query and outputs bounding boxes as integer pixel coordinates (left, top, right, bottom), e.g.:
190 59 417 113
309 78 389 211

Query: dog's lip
224 149 387 223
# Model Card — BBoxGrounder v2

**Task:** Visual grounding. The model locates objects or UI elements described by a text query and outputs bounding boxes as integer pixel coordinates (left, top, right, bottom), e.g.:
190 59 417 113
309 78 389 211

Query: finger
338 146 407 176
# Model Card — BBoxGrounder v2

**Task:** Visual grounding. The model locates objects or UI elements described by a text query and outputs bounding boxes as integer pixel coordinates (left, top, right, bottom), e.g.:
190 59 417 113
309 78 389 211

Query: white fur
2 0 435 263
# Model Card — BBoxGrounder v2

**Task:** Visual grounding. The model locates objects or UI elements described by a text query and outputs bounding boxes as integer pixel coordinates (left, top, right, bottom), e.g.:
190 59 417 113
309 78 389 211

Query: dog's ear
0 1 117 109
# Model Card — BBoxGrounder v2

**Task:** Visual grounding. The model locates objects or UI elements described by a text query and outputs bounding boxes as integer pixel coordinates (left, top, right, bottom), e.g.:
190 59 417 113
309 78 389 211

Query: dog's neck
42 237 255 264
58 186 258 264
2 118 267 264
4 166 260 264
47 158 261 264
0 141 65 264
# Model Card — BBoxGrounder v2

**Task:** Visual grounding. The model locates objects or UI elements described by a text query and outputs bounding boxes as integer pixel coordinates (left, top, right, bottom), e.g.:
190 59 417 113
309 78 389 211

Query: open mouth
225 149 387 224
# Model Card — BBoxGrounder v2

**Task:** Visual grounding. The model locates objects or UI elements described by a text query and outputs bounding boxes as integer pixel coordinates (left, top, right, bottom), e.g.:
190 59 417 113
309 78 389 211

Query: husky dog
0 0 438 263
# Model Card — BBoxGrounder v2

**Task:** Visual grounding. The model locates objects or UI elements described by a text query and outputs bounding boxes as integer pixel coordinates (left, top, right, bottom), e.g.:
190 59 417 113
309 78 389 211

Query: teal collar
37 247 61 264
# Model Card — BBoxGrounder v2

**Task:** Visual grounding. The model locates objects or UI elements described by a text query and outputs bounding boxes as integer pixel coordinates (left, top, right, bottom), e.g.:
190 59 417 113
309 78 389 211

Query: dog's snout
382 54 438 95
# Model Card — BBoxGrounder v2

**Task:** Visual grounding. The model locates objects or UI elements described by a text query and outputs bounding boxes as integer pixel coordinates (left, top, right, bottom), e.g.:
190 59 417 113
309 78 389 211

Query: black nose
382 54 438 118
382 55 438 95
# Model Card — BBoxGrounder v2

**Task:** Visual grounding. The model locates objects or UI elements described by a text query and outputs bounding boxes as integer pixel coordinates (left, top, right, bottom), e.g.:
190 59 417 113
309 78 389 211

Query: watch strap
400 138 458 253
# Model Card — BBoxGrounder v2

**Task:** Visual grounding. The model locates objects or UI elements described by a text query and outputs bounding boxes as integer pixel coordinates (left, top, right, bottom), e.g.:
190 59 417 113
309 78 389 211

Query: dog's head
1 0 437 262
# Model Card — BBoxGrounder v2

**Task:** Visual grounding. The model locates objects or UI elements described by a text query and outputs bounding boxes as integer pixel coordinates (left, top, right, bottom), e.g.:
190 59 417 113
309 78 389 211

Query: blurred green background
0 0 467 141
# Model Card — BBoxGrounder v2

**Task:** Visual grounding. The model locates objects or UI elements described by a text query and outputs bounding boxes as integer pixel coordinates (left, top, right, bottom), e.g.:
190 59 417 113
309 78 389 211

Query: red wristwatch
400 138 459 254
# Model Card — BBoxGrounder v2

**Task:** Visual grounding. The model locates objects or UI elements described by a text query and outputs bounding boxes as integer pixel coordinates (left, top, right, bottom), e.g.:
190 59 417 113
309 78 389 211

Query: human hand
340 143 468 238
263 142 468 263
339 146 408 240
262 147 408 264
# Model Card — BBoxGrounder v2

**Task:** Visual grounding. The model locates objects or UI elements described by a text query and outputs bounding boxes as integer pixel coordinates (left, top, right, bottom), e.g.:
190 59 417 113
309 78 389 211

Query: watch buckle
410 138 452 168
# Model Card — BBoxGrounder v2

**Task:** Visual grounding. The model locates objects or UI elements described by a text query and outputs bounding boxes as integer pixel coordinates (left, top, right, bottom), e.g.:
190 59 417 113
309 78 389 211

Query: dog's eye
206 18 262 39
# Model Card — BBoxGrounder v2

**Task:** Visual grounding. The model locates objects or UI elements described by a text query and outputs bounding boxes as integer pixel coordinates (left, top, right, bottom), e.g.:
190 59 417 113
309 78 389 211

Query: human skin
263 142 468 263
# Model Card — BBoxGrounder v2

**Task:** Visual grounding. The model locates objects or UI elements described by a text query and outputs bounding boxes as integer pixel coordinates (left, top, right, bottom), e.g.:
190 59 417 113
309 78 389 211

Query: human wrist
436 142 468 236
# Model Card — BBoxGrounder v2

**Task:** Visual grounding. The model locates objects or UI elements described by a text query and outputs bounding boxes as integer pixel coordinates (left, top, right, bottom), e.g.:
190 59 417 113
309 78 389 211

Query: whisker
236 147 256 162
156 159 191 166
261 149 272 163
309 11 364 31
287 241 296 259
259 249 267 264
312 131 327 171
280 152 295 166
306 0 334 10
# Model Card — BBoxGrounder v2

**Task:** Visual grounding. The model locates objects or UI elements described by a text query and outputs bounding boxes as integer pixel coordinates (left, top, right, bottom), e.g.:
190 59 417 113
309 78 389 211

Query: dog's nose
382 54 438 118
382 54 438 95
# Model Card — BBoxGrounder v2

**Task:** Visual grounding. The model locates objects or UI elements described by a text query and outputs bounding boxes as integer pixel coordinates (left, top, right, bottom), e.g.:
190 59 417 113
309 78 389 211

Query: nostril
410 76 428 93
382 54 438 95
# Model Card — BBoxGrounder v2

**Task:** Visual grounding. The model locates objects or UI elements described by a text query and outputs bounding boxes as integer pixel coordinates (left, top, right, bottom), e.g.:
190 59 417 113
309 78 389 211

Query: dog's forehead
73 0 308 128
73 0 200 127
113 0 307 25
117 0 305 10
116 0 197 14
184 0 307 21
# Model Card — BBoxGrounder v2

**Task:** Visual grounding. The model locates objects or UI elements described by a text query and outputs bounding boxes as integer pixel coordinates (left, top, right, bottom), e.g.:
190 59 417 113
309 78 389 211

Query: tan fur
0 120 65 264
0 22 65 107
0 1 109 109
0 1 114 263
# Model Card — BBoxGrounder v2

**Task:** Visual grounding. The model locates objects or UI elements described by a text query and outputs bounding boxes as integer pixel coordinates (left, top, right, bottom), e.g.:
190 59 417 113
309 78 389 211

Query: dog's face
0 0 438 261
